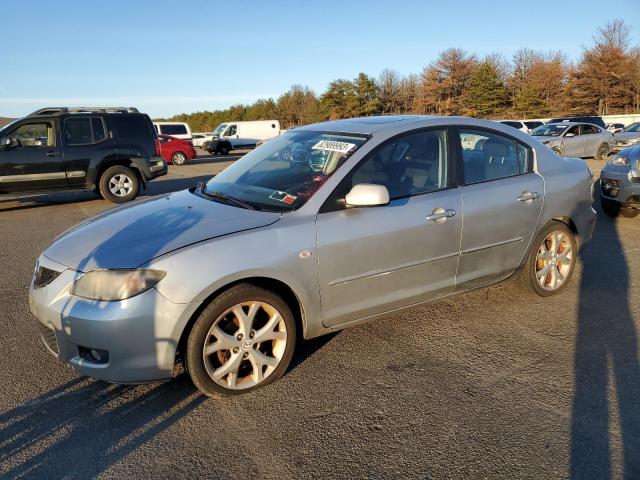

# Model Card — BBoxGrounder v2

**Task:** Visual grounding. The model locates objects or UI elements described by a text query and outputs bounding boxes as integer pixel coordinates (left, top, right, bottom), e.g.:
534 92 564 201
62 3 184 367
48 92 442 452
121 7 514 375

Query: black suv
549 116 606 128
0 107 167 203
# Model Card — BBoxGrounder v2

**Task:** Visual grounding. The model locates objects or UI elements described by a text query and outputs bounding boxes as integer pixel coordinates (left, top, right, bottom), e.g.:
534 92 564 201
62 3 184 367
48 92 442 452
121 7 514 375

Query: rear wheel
186 284 296 396
601 197 621 218
595 143 610 161
519 221 577 297
98 165 140 203
171 151 188 165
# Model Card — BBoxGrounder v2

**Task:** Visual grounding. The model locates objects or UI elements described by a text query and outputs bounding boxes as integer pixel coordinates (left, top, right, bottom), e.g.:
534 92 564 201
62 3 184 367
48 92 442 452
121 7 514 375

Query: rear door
316 128 462 327
580 124 602 157
0 120 66 193
454 127 543 289
62 116 114 187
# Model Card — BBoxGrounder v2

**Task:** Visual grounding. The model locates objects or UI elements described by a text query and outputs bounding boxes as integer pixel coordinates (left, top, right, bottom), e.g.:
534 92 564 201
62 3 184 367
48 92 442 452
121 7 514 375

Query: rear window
113 115 153 140
500 121 522 129
159 124 188 135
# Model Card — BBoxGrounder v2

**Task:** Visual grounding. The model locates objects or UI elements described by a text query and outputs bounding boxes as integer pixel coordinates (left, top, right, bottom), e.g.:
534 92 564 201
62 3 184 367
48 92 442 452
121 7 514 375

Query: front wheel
218 144 230 156
98 165 140 203
519 221 577 297
601 197 621 218
595 143 610 161
186 284 296 396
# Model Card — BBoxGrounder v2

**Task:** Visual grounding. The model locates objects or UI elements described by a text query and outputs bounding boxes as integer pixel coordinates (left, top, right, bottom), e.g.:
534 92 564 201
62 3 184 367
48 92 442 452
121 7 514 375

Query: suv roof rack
28 107 140 116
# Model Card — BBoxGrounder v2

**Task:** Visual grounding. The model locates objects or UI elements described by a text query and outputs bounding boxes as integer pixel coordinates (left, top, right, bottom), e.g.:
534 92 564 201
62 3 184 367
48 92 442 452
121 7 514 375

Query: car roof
296 115 445 135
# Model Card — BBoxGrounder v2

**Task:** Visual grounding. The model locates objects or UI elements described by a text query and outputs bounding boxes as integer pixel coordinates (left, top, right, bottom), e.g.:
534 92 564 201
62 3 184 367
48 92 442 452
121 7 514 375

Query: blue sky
2 0 639 118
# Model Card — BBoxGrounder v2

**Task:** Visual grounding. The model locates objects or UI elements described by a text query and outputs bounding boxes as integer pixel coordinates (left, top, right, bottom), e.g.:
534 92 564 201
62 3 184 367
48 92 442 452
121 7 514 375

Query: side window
92 118 106 142
348 129 448 199
160 124 187 136
225 125 237 136
458 129 530 184
582 125 598 135
566 125 581 136
65 118 93 145
8 122 55 147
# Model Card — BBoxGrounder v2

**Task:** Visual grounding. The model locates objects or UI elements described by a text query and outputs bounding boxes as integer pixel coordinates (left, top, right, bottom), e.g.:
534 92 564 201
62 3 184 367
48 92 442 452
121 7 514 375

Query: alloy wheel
535 231 573 291
108 174 133 197
202 301 287 390
173 152 187 165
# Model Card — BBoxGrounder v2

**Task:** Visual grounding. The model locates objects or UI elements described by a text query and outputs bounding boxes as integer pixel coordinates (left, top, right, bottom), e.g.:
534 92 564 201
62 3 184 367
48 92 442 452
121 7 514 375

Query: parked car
191 133 212 148
599 145 640 218
0 107 167 203
499 120 529 133
523 120 544 131
158 134 197 165
611 122 640 152
548 116 606 128
152 122 192 141
208 120 280 155
530 122 612 160
30 115 595 396
606 123 625 134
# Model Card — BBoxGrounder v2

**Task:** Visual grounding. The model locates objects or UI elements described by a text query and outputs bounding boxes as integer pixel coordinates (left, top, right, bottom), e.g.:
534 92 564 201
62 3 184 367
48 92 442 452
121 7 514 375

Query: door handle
517 191 540 202
46 151 61 157
426 208 456 223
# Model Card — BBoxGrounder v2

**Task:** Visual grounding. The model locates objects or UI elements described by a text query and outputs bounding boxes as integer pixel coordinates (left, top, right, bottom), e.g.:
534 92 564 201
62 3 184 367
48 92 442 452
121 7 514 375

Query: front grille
38 323 59 354
33 266 61 288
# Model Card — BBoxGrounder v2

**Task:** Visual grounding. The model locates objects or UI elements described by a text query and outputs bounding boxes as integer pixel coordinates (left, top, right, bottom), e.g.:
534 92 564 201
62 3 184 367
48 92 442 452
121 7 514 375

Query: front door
561 124 584 156
454 127 544 289
0 120 65 193
316 128 462 327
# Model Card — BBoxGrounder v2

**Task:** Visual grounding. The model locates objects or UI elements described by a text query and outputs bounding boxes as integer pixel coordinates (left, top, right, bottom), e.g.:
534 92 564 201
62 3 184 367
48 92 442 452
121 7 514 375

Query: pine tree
462 62 509 118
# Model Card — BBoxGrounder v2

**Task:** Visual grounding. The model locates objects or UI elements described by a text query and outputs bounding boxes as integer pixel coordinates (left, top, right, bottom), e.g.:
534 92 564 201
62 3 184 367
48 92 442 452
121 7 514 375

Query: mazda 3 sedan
30 116 596 396
530 122 612 160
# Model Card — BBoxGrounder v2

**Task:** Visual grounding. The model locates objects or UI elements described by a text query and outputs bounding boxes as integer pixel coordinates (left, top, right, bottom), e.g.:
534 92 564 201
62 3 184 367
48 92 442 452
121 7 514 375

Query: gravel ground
0 155 638 479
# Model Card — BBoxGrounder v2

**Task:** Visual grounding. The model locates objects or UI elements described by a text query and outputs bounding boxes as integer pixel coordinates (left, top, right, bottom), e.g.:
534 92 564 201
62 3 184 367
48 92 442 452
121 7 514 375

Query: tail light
155 138 161 156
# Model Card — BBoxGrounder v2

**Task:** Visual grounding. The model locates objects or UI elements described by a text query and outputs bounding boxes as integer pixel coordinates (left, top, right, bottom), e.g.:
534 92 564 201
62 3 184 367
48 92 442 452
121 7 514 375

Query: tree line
158 20 640 132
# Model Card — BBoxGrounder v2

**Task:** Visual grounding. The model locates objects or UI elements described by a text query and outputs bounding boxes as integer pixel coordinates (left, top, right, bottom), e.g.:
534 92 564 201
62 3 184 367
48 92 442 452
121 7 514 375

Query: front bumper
29 255 199 384
600 167 640 208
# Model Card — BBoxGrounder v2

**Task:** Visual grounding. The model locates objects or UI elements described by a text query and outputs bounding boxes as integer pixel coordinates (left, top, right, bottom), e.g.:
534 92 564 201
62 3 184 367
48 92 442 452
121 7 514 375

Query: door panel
456 173 544 289
317 189 462 327
562 126 584 156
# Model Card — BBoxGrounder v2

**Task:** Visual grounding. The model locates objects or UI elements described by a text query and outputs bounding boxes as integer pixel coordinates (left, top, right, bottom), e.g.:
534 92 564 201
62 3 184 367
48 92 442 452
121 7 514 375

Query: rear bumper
131 156 167 181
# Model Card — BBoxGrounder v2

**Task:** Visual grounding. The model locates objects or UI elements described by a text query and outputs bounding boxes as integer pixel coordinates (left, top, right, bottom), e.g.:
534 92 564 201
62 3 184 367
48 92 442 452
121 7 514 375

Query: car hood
613 132 640 141
44 190 282 271
531 135 560 143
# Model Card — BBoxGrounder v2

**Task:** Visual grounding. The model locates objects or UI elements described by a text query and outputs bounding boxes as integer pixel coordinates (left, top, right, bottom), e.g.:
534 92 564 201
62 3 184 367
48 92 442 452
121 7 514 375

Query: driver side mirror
345 183 390 207
0 137 15 149
565 132 576 138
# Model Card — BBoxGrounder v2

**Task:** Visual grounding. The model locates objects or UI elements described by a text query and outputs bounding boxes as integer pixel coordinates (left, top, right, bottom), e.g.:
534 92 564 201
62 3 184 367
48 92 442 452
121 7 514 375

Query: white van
208 120 280 154
152 122 193 141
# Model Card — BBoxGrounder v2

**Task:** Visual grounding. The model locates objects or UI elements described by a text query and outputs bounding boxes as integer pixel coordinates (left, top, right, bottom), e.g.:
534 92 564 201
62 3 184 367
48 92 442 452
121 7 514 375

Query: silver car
530 122 613 160
611 122 640 152
29 116 596 396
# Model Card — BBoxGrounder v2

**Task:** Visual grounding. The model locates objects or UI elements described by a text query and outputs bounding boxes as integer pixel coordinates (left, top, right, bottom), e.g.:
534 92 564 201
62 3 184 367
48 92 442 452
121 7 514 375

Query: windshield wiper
196 182 258 210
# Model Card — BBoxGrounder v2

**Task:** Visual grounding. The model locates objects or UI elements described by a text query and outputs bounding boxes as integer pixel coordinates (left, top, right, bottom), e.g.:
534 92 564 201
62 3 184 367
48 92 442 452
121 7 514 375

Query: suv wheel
186 284 296 397
518 221 577 297
99 165 140 203
171 152 188 165
595 143 609 161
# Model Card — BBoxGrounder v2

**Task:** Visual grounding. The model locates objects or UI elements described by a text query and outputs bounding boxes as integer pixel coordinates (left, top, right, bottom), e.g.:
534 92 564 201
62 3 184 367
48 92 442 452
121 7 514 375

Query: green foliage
462 62 509 118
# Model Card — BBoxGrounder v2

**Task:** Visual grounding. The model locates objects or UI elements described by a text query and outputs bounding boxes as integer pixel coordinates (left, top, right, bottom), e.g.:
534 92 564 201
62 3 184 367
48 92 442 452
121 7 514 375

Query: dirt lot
0 154 638 479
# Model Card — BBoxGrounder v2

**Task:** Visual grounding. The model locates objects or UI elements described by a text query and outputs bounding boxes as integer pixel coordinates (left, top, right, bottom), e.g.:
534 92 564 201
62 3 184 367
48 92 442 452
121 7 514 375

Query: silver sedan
530 122 613 160
611 122 640 152
29 116 596 396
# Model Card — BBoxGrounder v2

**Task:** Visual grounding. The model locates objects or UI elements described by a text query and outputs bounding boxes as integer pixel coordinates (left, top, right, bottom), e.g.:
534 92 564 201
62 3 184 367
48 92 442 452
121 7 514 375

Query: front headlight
608 155 630 166
71 269 166 301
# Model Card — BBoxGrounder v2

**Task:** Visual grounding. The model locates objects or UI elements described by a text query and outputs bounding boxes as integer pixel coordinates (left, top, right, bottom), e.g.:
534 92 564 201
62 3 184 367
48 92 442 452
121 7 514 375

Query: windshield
530 124 567 137
212 124 227 136
0 118 20 135
624 123 640 133
204 130 368 211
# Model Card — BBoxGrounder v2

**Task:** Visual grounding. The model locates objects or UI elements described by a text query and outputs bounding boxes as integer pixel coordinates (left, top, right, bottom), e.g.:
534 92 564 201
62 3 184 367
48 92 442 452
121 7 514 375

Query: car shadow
570 195 640 478
0 376 204 479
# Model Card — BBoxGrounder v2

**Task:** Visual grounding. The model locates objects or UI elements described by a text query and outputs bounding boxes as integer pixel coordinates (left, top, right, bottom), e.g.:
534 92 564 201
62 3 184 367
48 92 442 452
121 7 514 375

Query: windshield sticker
311 140 357 154
269 190 297 205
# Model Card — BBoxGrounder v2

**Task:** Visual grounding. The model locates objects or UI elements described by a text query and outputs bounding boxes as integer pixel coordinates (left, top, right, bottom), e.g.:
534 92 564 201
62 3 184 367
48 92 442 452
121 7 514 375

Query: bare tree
377 69 402 114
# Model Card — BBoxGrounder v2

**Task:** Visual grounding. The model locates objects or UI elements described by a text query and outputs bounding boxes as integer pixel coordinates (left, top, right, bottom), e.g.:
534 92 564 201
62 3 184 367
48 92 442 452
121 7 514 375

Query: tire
218 143 230 156
551 147 562 156
595 143 610 161
186 284 296 397
601 197 621 218
171 151 188 165
98 165 140 204
518 221 577 297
